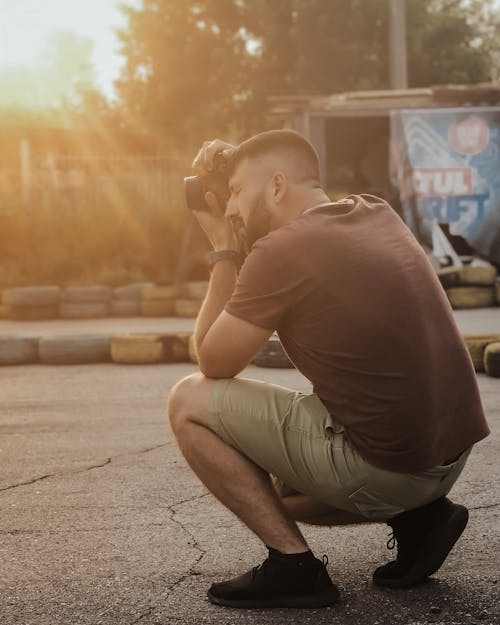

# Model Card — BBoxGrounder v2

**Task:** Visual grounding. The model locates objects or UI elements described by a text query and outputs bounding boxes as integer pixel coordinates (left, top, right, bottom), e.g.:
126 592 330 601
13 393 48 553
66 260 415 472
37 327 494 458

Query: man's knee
167 372 213 435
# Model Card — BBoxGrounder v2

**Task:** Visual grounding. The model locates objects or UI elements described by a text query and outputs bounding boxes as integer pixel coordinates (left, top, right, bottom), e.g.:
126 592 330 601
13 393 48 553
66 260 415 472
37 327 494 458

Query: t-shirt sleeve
225 236 306 330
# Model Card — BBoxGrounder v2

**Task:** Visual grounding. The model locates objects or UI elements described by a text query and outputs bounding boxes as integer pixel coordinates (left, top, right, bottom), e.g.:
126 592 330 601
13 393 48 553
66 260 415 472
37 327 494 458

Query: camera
184 151 230 213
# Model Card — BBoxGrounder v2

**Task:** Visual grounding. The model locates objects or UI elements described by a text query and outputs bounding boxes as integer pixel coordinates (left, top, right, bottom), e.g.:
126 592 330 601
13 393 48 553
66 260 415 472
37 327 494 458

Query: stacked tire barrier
175 281 208 318
60 286 112 319
438 263 498 309
5 286 60 320
484 343 500 377
111 282 152 316
2 331 500 377
0 290 9 319
463 334 500 373
141 285 179 317
0 281 211 320
252 335 294 368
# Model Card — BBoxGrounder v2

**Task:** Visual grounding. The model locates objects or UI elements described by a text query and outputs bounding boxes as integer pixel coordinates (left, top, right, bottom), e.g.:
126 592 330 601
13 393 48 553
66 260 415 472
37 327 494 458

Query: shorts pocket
348 485 406 520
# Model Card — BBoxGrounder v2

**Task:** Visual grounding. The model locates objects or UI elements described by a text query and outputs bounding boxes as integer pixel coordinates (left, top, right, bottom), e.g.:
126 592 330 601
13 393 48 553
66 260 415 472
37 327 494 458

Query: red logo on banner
448 116 489 155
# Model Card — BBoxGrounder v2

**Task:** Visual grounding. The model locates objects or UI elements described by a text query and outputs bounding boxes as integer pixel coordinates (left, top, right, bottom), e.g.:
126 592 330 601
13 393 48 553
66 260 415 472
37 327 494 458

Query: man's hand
192 139 235 176
192 139 238 252
193 192 238 252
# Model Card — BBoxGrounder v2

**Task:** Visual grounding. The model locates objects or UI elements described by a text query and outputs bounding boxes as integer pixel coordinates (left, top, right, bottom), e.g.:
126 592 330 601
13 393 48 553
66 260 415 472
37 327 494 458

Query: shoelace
254 553 330 578
386 531 396 550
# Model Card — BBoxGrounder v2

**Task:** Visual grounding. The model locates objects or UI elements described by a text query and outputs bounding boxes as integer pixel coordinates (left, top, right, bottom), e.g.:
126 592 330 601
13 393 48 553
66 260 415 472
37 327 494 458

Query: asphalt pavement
1 310 499 625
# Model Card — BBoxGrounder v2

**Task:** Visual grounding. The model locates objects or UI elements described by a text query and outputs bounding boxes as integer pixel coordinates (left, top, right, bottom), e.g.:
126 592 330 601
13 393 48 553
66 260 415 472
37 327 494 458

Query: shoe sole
374 504 469 589
207 586 340 609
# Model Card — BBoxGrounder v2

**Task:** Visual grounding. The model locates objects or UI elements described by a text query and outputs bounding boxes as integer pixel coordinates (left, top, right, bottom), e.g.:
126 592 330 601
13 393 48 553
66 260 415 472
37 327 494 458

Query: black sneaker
373 497 469 589
207 552 340 609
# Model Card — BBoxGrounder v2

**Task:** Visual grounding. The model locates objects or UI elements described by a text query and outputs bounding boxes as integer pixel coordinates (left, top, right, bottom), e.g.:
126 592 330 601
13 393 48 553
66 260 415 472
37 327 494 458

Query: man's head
225 130 325 246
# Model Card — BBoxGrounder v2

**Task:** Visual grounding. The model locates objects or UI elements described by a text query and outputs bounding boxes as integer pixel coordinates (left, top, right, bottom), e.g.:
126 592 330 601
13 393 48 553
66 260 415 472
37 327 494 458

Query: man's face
227 158 274 248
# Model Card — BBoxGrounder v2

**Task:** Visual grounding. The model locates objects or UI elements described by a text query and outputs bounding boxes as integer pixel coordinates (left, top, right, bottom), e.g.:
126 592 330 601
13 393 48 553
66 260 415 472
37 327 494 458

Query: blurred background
1 0 500 288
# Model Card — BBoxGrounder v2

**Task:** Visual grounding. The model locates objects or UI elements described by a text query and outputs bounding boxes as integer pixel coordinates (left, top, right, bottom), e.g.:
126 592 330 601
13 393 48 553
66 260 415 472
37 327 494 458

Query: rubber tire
9 305 59 320
141 285 180 301
252 337 294 369
0 334 39 365
463 334 500 372
61 285 112 303
39 335 111 364
484 342 500 378
59 301 109 319
5 286 60 307
113 282 153 301
111 335 163 364
188 334 198 364
159 333 191 363
446 287 495 309
175 299 202 318
141 300 175 317
110 300 141 317
440 263 498 286
183 281 209 300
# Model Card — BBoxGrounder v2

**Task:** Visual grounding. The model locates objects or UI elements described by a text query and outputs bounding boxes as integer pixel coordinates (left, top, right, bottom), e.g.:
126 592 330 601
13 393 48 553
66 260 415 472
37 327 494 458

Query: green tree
116 0 253 149
116 0 498 142
246 0 496 95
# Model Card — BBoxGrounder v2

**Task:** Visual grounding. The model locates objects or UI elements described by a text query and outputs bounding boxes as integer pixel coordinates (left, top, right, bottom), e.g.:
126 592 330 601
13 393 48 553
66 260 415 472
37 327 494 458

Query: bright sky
0 0 138 99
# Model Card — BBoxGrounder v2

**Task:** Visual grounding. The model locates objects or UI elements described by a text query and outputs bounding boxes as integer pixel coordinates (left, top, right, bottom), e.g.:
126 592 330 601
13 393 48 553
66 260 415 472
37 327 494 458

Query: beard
244 192 273 249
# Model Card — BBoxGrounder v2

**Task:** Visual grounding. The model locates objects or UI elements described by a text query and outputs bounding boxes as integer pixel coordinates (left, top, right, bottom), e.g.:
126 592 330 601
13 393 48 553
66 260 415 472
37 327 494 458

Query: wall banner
390 108 500 265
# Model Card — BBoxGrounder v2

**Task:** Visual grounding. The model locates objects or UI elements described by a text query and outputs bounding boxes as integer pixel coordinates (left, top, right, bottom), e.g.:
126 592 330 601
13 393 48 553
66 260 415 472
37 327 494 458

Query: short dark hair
227 129 320 182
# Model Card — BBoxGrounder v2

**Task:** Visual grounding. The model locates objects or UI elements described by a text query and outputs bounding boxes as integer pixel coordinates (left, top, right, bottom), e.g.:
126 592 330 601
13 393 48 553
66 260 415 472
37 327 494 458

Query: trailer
270 83 500 267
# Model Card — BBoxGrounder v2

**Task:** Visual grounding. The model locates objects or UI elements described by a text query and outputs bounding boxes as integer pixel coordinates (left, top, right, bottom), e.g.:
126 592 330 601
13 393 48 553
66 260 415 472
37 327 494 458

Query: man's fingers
192 139 236 173
204 140 227 171
205 191 224 217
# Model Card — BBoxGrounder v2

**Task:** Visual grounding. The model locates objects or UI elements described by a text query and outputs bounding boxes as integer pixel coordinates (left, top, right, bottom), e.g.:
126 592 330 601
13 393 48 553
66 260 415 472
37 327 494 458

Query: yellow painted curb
111 335 163 364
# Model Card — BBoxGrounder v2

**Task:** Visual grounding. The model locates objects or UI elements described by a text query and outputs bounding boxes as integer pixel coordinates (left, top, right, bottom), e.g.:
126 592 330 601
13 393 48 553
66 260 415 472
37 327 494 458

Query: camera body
184 152 230 213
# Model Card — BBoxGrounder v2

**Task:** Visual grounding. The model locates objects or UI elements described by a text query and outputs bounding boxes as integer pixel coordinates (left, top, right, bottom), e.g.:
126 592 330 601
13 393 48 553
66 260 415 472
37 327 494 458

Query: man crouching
167 130 489 609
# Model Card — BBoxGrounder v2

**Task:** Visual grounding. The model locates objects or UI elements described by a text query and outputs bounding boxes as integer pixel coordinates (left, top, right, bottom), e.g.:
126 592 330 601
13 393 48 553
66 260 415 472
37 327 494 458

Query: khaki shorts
206 377 471 520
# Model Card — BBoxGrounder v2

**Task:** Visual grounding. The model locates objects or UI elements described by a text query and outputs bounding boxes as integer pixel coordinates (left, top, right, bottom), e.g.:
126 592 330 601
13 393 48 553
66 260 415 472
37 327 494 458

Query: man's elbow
197 351 244 379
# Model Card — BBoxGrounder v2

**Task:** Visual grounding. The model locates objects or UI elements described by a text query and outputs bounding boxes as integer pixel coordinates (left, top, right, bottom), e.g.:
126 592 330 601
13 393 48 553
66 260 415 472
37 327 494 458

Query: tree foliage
116 0 499 144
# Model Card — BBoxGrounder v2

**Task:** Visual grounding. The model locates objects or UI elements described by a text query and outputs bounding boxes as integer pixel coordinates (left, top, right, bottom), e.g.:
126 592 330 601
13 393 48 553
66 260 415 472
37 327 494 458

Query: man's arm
194 259 272 378
191 141 272 378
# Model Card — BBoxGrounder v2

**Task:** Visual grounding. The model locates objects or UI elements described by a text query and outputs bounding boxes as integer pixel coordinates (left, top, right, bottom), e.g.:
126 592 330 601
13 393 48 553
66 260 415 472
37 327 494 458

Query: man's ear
272 171 287 203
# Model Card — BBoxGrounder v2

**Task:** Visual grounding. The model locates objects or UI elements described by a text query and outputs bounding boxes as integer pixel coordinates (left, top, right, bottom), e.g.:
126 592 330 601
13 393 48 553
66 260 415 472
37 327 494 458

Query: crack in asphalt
0 443 167 493
470 501 500 510
127 492 210 625
0 521 170 536
129 606 155 625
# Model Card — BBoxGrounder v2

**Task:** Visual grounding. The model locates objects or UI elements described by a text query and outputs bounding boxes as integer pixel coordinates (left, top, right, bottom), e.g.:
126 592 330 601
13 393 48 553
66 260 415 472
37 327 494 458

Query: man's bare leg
167 374 309 554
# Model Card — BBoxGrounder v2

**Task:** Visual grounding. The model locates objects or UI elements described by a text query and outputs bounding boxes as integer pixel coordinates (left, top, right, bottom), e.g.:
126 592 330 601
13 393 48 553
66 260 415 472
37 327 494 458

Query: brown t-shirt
225 194 489 472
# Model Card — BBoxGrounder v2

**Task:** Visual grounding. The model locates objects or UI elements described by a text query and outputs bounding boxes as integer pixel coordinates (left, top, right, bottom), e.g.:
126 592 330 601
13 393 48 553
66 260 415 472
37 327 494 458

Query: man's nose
226 196 238 218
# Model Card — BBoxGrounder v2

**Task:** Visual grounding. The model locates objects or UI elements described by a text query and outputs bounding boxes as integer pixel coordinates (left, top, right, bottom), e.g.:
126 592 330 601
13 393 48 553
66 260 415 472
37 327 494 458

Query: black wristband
206 249 242 270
